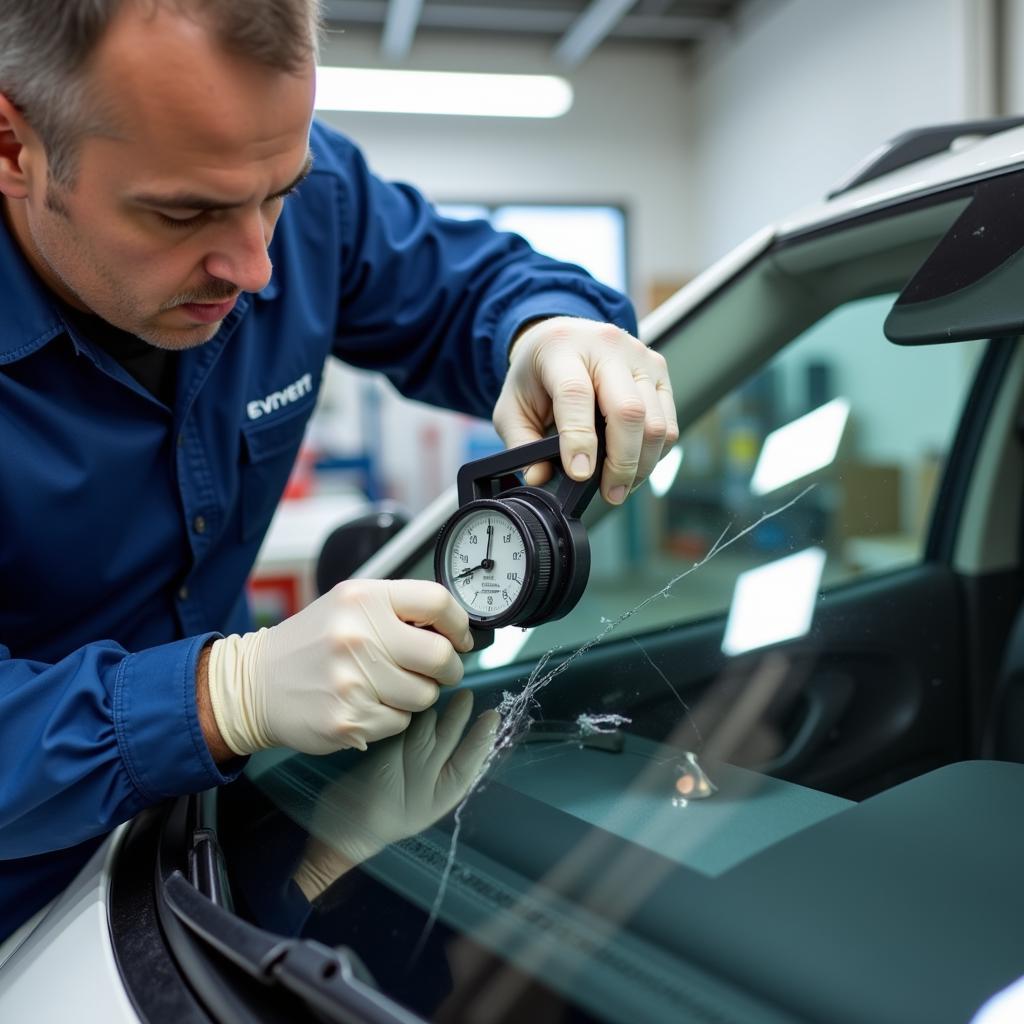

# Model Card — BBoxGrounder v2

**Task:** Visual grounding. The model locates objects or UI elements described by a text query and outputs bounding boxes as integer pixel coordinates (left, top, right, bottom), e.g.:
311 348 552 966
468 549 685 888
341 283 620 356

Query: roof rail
828 116 1024 199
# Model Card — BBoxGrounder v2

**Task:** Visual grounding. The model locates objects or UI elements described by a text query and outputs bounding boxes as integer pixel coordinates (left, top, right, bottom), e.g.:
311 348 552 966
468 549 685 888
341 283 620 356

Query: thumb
492 403 556 487
493 389 546 449
493 367 557 485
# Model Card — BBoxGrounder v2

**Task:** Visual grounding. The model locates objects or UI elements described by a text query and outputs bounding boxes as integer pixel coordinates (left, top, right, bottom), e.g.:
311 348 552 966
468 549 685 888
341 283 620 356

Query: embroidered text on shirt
246 372 314 420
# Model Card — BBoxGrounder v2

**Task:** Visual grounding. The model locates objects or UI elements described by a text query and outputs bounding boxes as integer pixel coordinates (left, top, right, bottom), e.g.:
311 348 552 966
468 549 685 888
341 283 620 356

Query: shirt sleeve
315 123 638 419
0 634 242 859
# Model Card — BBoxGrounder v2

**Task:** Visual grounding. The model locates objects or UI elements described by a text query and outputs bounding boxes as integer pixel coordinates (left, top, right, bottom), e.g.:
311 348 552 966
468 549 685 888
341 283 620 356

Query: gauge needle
483 525 495 570
454 563 484 580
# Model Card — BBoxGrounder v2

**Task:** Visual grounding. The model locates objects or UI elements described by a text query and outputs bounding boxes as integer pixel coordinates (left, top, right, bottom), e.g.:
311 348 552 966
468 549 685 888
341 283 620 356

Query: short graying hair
0 0 322 186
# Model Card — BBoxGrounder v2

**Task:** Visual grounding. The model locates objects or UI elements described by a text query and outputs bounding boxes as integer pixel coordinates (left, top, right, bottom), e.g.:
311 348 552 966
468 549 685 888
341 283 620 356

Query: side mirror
316 505 409 595
885 172 1024 345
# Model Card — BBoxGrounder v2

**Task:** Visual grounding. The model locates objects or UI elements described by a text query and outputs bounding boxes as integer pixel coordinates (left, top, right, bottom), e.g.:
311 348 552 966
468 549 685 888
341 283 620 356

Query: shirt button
178 586 189 601
193 515 206 534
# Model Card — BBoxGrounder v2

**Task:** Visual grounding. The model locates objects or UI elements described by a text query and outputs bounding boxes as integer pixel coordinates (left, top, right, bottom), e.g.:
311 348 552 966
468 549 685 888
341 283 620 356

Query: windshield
218 190 1000 1023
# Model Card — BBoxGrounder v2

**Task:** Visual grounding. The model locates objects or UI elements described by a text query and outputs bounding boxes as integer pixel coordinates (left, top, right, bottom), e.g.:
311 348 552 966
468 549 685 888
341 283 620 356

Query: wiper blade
162 870 426 1024
522 718 625 752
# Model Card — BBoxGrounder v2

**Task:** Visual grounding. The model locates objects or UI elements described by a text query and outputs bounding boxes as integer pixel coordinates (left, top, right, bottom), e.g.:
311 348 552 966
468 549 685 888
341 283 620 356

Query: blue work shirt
0 121 636 940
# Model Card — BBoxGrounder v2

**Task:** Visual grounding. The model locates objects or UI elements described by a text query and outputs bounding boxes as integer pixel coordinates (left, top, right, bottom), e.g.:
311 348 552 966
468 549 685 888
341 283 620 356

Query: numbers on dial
445 510 526 618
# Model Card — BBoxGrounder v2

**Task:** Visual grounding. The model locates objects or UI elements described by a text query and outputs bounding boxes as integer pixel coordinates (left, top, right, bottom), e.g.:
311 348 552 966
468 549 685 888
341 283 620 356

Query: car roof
780 123 1024 236
639 122 1024 347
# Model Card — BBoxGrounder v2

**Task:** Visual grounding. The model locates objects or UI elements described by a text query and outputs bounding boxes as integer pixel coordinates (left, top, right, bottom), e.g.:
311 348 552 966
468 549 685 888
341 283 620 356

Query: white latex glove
492 316 679 504
207 578 473 756
292 689 500 901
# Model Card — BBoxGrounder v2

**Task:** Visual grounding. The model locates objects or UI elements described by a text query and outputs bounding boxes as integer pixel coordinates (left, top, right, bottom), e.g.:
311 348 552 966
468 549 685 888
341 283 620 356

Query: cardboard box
833 461 902 540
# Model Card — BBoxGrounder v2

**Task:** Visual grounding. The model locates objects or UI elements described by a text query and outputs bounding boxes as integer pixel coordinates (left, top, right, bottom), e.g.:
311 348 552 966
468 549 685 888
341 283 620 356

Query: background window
437 202 628 294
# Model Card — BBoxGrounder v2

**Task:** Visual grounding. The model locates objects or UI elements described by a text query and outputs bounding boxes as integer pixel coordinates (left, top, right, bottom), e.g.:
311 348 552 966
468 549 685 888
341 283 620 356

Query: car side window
468 292 984 669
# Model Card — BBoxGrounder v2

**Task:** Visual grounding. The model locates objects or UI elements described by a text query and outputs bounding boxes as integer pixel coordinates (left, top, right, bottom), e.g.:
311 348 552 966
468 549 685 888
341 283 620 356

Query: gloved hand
493 316 678 503
292 689 499 901
206 578 474 756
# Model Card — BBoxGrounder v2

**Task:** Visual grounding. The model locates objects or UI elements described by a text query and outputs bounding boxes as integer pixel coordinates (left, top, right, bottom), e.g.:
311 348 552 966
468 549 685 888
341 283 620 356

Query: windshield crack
411 484 815 959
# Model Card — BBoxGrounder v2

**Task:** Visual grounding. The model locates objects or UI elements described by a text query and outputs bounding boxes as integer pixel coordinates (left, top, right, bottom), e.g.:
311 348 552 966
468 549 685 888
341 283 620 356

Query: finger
356 658 441 713
657 382 678 453
430 689 474 768
653 352 679 456
630 374 669 490
596 372 646 504
386 579 473 652
390 619 465 687
492 394 550 453
345 703 412 749
523 459 554 488
492 387 556 487
536 350 599 482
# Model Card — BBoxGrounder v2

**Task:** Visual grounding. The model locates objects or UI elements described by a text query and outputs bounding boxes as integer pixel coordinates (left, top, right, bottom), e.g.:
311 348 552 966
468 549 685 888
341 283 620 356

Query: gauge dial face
443 508 527 619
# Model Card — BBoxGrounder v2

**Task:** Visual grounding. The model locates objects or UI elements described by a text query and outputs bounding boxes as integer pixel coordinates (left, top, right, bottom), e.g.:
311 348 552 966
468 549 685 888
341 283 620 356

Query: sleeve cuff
114 633 245 802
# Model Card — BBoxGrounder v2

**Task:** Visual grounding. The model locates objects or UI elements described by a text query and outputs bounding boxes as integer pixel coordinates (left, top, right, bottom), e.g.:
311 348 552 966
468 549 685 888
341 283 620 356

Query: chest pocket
238 397 315 542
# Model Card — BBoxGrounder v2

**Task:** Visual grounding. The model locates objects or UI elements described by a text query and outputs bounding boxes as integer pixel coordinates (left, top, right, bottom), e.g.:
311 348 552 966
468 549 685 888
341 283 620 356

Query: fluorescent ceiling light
649 446 683 497
722 547 826 656
315 67 573 118
750 397 851 496
478 627 534 669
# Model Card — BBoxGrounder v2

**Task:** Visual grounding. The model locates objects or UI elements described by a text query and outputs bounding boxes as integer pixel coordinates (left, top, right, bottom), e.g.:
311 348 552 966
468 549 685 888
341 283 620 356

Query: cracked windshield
222 202 984 1022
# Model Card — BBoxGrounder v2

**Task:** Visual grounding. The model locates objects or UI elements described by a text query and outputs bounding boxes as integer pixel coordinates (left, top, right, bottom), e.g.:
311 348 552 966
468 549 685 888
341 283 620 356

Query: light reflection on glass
722 547 827 656
674 751 716 800
478 627 535 669
971 975 1024 1024
750 397 851 496
649 446 684 497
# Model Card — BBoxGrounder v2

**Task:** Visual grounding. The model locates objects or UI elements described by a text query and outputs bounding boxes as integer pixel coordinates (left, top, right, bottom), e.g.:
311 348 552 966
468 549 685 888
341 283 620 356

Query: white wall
684 0 999 512
318 29 697 310
689 0 988 265
1007 0 1024 113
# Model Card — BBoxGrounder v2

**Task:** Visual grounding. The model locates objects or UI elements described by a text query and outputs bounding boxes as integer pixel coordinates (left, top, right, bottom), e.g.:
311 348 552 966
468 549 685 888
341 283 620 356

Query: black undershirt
63 307 178 407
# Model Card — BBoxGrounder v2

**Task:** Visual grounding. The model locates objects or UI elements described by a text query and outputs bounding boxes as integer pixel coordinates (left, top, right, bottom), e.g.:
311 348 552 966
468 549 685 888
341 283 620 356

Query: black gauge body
434 431 604 642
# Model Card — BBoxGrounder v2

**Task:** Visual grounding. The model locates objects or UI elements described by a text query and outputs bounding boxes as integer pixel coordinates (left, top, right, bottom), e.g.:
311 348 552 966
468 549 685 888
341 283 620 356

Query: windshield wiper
522 718 626 752
162 870 427 1024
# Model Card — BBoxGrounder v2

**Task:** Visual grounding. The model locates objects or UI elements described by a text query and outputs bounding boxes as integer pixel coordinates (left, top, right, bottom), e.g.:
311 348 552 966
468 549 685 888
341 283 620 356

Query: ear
0 93 36 199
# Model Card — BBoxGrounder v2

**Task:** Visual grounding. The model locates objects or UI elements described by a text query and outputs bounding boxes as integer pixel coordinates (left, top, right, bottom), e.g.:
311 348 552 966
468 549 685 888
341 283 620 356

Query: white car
5 116 1024 1024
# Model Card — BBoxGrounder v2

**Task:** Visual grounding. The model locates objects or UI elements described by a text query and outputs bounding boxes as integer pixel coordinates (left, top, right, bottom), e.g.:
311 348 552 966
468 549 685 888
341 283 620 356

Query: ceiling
321 0 742 67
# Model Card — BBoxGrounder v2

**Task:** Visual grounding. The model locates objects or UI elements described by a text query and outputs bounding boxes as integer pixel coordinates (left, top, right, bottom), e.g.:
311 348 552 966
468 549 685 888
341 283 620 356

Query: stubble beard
37 187 233 351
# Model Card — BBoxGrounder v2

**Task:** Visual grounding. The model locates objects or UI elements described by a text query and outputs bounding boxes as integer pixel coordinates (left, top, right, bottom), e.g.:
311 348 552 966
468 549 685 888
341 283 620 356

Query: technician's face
8 3 315 349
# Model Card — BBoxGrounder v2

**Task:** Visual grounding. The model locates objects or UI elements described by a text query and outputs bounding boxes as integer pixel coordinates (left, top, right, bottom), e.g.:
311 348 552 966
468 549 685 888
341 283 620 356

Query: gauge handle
457 425 605 520
469 625 495 652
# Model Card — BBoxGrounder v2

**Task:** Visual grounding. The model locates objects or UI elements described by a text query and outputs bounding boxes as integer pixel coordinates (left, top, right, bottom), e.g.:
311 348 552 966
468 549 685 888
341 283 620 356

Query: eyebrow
132 152 314 212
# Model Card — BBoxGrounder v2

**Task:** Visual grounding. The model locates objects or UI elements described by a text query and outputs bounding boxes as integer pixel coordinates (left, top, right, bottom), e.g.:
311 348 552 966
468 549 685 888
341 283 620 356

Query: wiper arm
162 870 426 1024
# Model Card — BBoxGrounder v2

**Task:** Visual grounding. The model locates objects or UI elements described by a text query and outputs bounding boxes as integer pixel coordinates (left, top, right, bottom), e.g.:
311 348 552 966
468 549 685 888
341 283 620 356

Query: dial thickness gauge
435 430 605 645
441 506 532 620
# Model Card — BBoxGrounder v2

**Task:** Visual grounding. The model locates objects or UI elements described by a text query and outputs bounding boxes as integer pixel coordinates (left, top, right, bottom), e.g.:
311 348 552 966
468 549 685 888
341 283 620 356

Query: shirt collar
0 207 67 365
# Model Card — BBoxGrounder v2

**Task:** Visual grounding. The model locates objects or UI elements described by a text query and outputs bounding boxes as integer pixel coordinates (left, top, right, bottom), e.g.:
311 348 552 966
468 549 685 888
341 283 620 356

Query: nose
203 210 273 294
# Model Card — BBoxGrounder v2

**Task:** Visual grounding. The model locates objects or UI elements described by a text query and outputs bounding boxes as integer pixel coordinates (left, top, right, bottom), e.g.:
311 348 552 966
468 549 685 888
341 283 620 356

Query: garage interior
254 0 1023 622
5 2 1024 1022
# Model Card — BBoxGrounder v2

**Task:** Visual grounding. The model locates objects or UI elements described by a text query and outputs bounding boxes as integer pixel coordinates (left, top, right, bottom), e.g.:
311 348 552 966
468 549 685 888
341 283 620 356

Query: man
0 0 677 940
